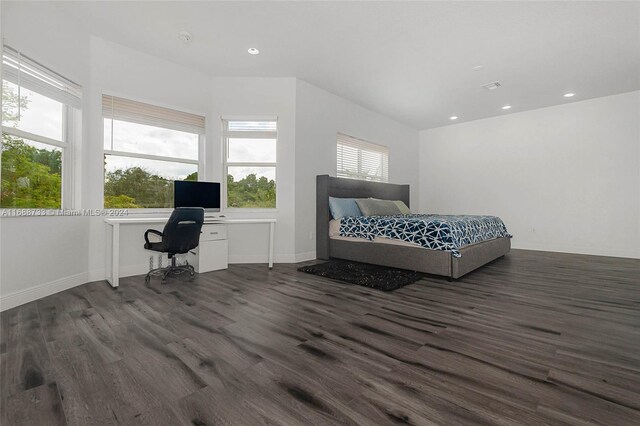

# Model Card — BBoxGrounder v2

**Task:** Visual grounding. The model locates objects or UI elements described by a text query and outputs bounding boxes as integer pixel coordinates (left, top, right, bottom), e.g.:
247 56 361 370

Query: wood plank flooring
1 249 639 425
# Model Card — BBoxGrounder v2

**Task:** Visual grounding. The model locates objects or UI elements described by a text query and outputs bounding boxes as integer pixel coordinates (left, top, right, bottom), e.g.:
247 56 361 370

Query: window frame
336 132 389 183
222 117 278 211
1 47 81 211
102 93 205 212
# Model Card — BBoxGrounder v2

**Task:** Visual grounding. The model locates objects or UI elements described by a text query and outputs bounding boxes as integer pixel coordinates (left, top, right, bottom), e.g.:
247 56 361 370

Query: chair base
145 256 195 285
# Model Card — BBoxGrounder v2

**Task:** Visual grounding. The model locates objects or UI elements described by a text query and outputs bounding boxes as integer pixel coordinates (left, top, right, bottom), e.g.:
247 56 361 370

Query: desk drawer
201 224 227 241
194 240 228 273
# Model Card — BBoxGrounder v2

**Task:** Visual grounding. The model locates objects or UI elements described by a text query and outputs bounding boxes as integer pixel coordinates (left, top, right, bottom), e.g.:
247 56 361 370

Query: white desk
104 217 276 288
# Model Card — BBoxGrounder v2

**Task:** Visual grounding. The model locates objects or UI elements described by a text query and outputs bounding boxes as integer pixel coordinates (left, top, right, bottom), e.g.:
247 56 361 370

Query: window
223 119 277 209
103 95 204 208
1 46 81 209
337 133 388 182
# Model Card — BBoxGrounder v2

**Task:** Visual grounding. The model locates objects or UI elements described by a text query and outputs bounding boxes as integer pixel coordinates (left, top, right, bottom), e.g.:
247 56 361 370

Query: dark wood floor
1 249 639 425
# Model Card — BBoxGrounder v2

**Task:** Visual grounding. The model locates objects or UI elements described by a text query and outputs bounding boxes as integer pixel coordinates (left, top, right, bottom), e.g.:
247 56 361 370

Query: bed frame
316 175 510 279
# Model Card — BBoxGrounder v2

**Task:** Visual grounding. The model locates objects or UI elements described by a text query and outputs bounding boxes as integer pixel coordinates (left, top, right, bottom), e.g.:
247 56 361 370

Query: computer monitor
174 181 221 212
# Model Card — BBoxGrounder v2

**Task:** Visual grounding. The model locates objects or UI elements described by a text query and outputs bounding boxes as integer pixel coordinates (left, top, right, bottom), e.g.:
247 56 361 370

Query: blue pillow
329 197 362 220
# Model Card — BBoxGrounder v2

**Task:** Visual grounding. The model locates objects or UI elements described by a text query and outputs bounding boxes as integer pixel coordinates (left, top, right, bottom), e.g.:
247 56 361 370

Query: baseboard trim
510 243 640 260
295 251 316 263
120 264 153 278
229 254 268 264
90 263 166 281
228 254 297 264
275 254 297 264
88 269 106 282
0 272 89 312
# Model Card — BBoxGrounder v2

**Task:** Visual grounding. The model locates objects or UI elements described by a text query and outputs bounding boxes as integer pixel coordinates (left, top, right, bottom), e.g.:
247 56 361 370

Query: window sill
223 208 278 214
115 208 173 216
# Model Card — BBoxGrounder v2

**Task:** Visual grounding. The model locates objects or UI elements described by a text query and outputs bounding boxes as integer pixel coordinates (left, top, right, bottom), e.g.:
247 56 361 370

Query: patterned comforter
339 214 511 257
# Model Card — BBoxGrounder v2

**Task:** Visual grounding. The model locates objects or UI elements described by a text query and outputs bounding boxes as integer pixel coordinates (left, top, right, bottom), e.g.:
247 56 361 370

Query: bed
316 175 511 279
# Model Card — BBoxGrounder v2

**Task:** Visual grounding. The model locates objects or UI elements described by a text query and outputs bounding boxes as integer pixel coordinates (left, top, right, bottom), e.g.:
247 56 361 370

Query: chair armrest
144 229 163 245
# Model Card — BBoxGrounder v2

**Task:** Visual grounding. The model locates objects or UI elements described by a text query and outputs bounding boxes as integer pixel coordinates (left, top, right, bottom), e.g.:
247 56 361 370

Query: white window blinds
2 45 82 108
337 133 389 182
102 95 205 134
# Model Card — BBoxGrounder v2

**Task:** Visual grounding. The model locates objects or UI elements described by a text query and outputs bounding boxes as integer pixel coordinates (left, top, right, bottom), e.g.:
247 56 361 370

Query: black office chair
144 207 204 284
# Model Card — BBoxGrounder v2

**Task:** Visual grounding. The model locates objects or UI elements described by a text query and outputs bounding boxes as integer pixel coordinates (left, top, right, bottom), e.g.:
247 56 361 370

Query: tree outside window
223 120 277 209
102 95 203 209
1 83 64 208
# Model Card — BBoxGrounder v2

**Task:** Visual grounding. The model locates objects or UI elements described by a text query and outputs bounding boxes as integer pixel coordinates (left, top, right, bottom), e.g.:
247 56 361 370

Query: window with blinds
102 95 205 135
223 119 277 209
2 46 82 109
336 133 389 183
102 95 205 209
1 45 82 209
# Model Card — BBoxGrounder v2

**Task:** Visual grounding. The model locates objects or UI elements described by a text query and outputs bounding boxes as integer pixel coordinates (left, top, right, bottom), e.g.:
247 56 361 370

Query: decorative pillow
356 198 402 216
393 200 411 214
329 197 362 219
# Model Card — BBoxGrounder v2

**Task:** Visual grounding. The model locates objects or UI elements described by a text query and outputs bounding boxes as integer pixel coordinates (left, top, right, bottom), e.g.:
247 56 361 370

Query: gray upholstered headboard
316 175 410 259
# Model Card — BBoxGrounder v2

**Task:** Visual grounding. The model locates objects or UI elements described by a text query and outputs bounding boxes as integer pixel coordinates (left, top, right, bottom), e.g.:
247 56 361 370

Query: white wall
419 91 640 259
86 36 215 280
294 80 420 258
210 77 298 263
87 43 299 278
0 1 93 309
0 2 300 309
2 0 419 310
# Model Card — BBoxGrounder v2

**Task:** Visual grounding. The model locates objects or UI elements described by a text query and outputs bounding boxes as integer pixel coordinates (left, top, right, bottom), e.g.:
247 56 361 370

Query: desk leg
105 222 113 286
109 223 120 288
268 222 275 269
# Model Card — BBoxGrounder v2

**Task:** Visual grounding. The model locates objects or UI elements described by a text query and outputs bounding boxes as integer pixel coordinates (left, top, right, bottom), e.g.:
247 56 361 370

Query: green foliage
2 81 30 125
227 173 276 208
1 82 62 208
2 80 276 210
104 166 174 208
1 136 62 208
104 194 139 208
104 169 276 209
0 140 277 209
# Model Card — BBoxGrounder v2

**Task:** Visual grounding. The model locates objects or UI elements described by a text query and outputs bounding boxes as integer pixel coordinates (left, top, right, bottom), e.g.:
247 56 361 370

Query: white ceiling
52 1 639 130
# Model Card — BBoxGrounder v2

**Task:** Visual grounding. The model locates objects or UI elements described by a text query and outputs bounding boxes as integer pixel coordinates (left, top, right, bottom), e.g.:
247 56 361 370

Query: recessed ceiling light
247 48 260 55
564 92 575 98
502 105 512 110
450 116 458 120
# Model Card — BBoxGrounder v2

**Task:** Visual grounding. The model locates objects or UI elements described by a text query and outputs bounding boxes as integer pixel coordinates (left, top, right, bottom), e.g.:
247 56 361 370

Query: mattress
330 234 422 247
330 222 496 252
331 219 427 248
338 214 511 257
